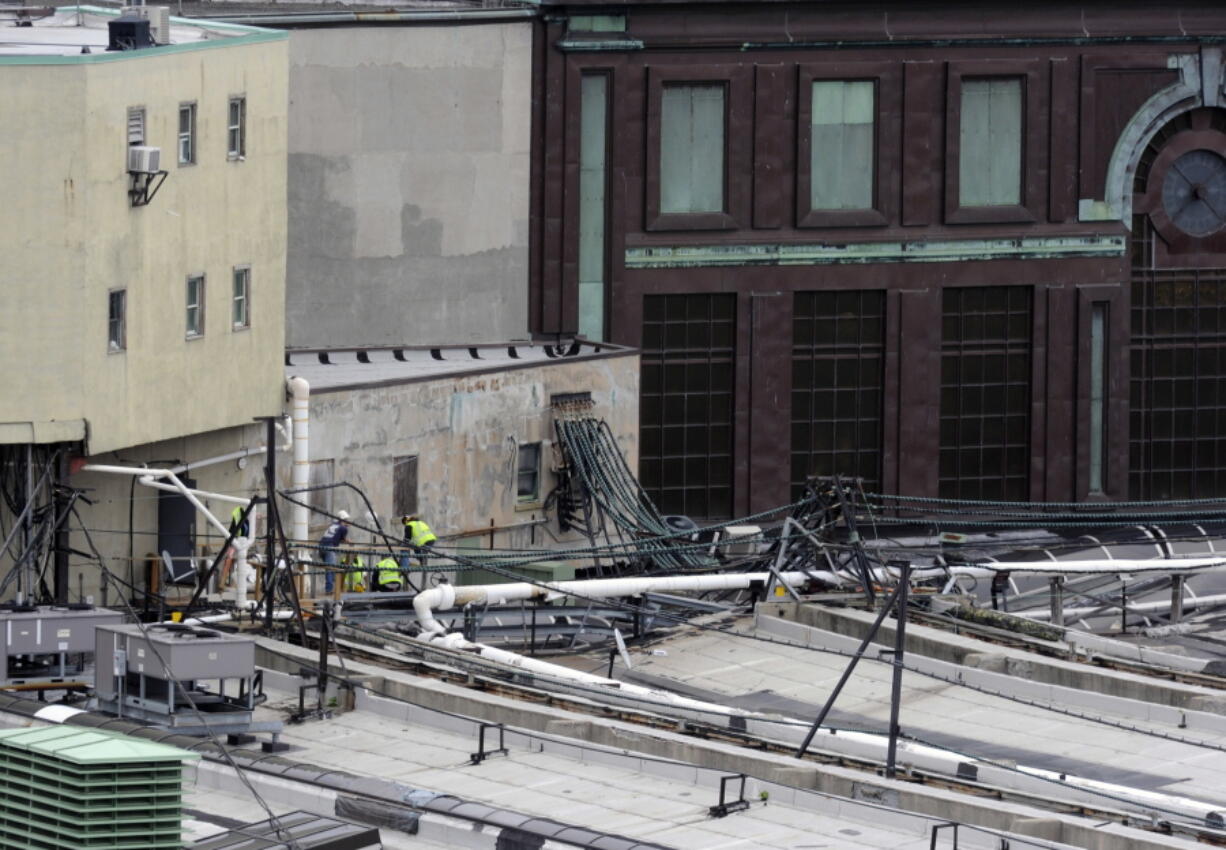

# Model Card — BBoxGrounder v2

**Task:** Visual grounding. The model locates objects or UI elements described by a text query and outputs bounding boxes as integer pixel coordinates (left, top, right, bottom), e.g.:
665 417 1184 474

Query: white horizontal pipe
80 464 249 538
972 558 1226 574
1018 591 1226 621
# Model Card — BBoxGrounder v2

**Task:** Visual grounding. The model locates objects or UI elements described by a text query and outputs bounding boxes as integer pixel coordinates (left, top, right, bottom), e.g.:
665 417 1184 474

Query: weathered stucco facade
286 22 532 349
0 9 288 455
63 344 637 601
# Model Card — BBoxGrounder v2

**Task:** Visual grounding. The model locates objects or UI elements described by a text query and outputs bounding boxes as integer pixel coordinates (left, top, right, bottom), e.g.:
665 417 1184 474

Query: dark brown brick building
529 1 1226 517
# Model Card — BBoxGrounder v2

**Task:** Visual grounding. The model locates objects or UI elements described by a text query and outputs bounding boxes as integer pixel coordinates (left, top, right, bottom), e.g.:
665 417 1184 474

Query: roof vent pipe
287 376 310 552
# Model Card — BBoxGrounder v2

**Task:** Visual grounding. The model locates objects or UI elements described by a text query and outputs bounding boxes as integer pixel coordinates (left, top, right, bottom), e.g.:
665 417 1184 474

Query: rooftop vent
0 726 198 849
107 14 153 51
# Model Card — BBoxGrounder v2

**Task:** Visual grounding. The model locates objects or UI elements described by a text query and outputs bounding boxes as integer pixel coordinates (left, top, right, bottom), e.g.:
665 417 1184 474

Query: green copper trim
556 38 644 53
625 235 1126 269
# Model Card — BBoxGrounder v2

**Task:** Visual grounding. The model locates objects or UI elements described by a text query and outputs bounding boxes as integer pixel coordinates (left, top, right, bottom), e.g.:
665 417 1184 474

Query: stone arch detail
1085 47 1225 225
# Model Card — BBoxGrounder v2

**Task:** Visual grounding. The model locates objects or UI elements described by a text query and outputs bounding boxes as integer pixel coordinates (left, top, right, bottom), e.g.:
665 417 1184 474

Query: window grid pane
791 290 885 500
517 443 541 501
108 290 126 352
178 104 195 165
232 268 250 329
640 294 736 518
660 84 725 214
810 80 874 211
186 275 205 337
959 78 1021 207
228 97 245 158
1129 214 1226 498
939 286 1032 500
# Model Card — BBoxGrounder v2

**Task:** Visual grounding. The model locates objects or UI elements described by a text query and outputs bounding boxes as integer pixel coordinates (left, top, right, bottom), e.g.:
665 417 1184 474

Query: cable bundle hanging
552 404 706 570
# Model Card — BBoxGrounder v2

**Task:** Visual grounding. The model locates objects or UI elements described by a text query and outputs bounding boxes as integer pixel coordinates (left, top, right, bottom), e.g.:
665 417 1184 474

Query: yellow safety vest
405 520 437 548
346 555 366 592
376 557 402 588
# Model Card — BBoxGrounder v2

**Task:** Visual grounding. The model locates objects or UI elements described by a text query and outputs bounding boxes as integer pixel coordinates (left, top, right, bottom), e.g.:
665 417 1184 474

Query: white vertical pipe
287 376 311 547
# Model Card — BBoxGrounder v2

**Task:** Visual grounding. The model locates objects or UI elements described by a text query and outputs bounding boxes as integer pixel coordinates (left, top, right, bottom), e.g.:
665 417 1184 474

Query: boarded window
308 459 334 518
811 81 875 210
517 444 541 501
393 455 418 518
660 84 725 214
579 75 608 341
959 78 1022 207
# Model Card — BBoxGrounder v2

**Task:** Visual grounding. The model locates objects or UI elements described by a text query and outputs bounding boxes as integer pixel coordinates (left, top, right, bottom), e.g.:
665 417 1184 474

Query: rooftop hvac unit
0 725 198 850
0 603 123 686
107 13 153 51
123 5 170 45
128 145 160 174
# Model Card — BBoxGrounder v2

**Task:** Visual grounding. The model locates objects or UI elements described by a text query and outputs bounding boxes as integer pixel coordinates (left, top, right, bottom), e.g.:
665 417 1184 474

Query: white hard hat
337 510 351 521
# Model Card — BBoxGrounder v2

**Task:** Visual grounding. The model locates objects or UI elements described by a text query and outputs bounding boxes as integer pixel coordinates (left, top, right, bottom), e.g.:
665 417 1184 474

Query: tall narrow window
1129 216 1226 498
959 78 1021 207
1089 303 1108 493
227 97 246 159
578 74 608 342
660 84 725 214
108 289 126 352
393 455 418 518
185 274 205 338
640 294 736 518
127 107 145 146
178 103 196 166
939 286 1032 500
517 443 541 502
810 81 875 210
232 266 251 330
791 291 885 499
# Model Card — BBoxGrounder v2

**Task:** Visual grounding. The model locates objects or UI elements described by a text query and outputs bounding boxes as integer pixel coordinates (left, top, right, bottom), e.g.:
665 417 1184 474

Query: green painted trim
556 38 644 52
625 235 1126 269
0 5 285 65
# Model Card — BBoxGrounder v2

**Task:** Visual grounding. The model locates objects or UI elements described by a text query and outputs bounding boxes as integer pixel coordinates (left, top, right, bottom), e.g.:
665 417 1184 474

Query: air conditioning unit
128 145 161 174
122 5 170 44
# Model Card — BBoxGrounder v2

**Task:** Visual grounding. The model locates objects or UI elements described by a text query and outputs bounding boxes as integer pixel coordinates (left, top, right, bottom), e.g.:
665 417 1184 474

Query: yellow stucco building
0 6 288 455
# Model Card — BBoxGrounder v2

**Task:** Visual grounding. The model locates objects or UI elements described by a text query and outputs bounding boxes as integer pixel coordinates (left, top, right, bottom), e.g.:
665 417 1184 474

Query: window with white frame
232 266 251 329
660 84 725 214
810 80 875 210
517 443 541 502
185 274 205 338
108 289 126 352
227 97 246 159
178 103 196 165
959 78 1022 207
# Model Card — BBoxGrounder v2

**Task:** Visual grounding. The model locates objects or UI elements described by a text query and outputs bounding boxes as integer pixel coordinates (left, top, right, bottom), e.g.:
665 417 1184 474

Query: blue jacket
319 522 348 547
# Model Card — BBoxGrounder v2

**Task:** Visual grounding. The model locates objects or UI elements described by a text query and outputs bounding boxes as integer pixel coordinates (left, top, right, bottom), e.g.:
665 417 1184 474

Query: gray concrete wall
286 24 532 348
50 352 637 601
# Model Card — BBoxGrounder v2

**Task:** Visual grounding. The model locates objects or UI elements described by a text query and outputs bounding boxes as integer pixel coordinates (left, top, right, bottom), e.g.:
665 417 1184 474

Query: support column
1050 576 1065 628
1171 574 1185 624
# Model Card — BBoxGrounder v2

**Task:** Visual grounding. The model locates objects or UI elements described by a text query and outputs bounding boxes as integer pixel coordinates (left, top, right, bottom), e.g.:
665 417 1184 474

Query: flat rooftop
0 5 264 57
285 340 635 393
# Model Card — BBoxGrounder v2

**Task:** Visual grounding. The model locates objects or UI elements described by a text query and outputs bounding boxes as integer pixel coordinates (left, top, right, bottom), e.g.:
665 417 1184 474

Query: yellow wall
0 31 288 455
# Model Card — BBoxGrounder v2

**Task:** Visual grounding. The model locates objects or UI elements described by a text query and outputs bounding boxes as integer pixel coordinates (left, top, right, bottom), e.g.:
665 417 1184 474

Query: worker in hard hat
375 555 404 592
343 551 367 593
317 510 350 594
401 515 437 568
